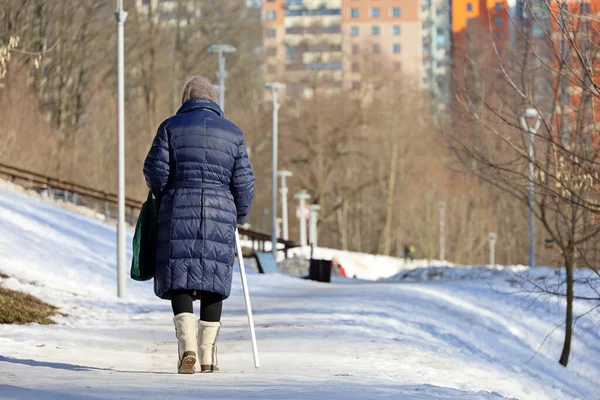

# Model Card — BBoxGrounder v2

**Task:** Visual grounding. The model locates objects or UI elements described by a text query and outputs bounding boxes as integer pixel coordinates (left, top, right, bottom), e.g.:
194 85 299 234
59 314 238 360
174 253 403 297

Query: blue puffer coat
143 99 255 300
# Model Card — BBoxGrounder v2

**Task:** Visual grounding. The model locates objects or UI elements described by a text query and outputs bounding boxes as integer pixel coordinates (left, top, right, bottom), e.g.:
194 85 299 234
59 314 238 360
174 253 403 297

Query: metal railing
0 162 300 255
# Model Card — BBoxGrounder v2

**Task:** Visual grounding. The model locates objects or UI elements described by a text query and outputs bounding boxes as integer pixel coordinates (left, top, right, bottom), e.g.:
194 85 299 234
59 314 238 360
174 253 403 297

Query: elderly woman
143 76 255 374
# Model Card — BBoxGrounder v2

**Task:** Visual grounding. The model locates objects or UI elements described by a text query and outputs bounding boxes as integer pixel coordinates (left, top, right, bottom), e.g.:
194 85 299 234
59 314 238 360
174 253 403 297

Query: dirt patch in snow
0 286 64 325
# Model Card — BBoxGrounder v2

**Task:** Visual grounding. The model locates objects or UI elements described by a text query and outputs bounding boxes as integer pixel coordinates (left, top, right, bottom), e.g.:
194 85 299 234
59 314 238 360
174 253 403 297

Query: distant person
409 245 416 260
144 76 255 374
332 257 346 277
402 244 415 262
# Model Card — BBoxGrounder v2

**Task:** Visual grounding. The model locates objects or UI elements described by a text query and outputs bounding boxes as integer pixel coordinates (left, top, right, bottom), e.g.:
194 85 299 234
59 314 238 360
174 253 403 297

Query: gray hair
181 76 219 105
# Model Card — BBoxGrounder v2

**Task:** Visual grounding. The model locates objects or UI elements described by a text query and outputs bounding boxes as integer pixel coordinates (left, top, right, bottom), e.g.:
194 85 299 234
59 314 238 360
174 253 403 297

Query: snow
383 265 528 282
287 246 454 281
1 181 599 400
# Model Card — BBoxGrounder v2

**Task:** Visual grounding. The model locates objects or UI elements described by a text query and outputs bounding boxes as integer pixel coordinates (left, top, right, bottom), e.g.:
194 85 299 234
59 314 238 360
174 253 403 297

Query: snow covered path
0 183 599 400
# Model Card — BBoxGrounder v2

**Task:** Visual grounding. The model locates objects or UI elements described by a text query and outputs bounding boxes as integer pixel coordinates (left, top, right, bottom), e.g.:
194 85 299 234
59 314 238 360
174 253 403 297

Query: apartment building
422 0 452 112
342 0 422 91
263 0 424 99
263 0 343 98
135 0 201 25
450 0 510 114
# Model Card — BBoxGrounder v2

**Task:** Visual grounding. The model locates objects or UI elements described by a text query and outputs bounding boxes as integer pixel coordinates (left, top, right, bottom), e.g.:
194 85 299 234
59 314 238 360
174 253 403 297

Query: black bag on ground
130 191 159 281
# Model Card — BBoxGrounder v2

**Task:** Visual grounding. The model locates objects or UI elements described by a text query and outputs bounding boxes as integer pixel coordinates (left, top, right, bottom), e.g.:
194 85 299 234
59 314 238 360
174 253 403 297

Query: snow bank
384 265 528 282
1 183 600 400
288 246 454 281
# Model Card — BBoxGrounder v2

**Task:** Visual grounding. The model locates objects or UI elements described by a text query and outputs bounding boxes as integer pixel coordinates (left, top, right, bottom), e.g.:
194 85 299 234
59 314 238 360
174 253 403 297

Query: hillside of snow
0 182 599 400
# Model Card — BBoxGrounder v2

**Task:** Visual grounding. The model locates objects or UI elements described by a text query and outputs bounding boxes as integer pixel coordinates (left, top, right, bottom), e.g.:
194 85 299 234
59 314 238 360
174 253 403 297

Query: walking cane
235 228 260 368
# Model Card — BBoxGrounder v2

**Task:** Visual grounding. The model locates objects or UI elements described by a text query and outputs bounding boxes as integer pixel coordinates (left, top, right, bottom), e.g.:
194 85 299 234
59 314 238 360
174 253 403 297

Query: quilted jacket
143 99 255 300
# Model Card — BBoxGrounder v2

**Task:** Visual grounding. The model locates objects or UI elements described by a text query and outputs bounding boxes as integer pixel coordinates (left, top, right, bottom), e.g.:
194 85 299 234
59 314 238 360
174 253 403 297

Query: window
265 28 276 38
393 25 401 35
370 7 380 17
142 0 149 4
494 16 503 25
373 62 381 72
352 82 361 91
466 3 472 11
495 31 503 40
373 44 381 53
286 26 302 34
267 65 277 74
350 8 359 18
326 61 342 70
393 62 402 71
393 43 402 53
265 10 276 20
350 26 359 36
581 3 591 13
286 45 296 60
266 46 277 56
372 26 380 35
352 62 360 72
467 18 474 28
352 44 360 54
323 25 341 34
305 62 341 71
495 2 502 11
392 7 401 17
266 0 276 2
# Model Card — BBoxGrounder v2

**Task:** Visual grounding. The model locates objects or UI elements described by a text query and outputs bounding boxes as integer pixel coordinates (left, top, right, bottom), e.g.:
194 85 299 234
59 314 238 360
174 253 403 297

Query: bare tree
451 0 600 366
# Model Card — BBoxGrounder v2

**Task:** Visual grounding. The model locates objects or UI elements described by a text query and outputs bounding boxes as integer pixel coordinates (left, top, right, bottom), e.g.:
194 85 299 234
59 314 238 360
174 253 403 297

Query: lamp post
208 44 236 112
276 217 282 239
278 170 293 240
115 0 128 298
309 204 321 248
520 108 541 268
488 232 497 265
294 189 311 249
265 82 286 259
439 201 446 261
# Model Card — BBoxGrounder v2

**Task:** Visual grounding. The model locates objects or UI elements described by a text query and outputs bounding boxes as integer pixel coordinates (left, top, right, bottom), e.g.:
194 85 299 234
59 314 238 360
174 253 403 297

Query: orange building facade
549 0 600 146
262 0 424 99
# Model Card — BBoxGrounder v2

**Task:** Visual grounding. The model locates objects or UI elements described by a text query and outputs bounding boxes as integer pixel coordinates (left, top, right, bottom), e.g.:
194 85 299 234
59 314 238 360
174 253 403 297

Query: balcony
286 25 341 35
286 7 341 17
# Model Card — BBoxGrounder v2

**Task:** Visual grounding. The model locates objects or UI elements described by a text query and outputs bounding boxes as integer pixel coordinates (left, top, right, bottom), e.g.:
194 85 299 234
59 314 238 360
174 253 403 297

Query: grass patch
0 272 8 279
0 287 60 324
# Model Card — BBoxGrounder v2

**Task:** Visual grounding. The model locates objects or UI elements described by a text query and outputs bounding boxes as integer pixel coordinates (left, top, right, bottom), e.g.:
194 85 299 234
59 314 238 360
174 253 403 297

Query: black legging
171 290 223 322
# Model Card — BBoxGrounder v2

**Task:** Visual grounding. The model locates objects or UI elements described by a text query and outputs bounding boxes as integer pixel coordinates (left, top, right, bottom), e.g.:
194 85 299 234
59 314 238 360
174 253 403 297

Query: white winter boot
198 320 221 373
173 313 197 374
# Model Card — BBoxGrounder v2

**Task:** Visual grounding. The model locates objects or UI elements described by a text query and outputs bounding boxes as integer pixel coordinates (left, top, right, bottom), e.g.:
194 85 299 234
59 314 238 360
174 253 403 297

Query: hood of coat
177 99 223 117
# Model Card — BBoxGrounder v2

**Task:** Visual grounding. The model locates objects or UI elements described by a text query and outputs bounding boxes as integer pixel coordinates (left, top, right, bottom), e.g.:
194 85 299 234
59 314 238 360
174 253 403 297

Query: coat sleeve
230 137 255 225
143 122 171 197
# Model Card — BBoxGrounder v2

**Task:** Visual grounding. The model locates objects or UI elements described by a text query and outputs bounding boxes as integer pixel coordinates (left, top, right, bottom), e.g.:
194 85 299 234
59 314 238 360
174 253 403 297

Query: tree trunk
378 130 399 255
559 253 574 367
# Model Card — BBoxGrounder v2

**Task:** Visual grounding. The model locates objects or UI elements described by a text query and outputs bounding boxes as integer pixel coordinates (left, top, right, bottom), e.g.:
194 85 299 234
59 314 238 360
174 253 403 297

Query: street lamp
278 170 293 240
520 107 541 268
309 204 321 248
208 44 236 112
265 82 286 259
488 232 497 265
439 201 446 261
115 0 128 298
294 189 311 249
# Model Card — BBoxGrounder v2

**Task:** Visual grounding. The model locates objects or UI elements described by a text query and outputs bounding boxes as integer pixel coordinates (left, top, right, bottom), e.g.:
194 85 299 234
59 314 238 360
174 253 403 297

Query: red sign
296 205 309 220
